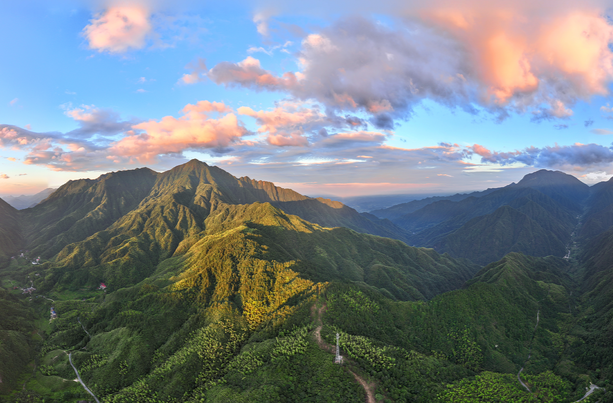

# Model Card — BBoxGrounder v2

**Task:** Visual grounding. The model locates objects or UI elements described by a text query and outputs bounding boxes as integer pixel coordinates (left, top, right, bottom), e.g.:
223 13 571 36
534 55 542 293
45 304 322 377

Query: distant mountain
2 188 56 210
436 205 566 266
369 170 585 266
370 187 500 221
580 177 613 240
514 169 590 213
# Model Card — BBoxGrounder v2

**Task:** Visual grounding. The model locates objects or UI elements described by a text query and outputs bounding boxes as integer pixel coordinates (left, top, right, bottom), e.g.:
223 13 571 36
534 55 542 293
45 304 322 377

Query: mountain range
0 161 612 402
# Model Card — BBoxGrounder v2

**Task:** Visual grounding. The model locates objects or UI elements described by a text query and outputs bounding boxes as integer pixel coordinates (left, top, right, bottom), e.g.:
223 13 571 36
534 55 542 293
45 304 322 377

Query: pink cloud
209 56 300 91
267 132 309 146
238 102 325 134
203 7 613 125
83 6 152 53
110 101 249 163
0 173 9 179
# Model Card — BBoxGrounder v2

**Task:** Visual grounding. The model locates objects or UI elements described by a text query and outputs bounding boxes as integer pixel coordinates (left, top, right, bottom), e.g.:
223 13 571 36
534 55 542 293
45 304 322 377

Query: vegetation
1 162 612 402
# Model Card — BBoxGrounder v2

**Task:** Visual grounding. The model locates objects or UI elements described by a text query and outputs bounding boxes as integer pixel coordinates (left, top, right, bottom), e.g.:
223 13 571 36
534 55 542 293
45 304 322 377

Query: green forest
0 161 611 402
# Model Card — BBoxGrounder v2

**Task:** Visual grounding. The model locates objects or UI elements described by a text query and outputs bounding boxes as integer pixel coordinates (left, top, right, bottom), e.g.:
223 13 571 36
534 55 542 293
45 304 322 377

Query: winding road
311 304 377 403
517 309 540 393
574 383 605 402
68 352 100 403
77 317 92 338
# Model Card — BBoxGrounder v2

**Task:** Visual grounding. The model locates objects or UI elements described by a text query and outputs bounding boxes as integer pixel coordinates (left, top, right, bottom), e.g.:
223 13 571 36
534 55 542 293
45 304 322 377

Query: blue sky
1 0 613 197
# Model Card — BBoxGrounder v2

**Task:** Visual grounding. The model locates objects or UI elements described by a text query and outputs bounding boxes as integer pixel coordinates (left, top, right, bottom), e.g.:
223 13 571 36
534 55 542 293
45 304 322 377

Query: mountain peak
517 169 586 188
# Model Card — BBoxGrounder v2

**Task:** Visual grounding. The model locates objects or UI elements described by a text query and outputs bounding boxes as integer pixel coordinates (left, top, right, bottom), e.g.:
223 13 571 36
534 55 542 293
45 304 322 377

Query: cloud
585 119 595 127
110 101 249 163
209 56 299 91
83 6 152 53
602 103 613 119
472 142 613 171
253 11 272 36
9 98 18 106
554 124 569 130
18 173 27 176
179 58 207 84
63 105 136 137
531 100 574 122
592 128 613 135
247 41 293 57
0 174 9 179
238 101 329 146
202 8 613 125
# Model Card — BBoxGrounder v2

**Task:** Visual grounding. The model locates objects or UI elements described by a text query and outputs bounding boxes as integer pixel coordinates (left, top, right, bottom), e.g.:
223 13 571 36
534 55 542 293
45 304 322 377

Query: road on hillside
517 309 540 393
311 303 377 403
68 352 100 403
574 383 605 402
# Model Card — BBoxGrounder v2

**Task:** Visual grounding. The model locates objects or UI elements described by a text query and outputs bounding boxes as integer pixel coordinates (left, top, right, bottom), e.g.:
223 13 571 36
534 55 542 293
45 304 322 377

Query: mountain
34 161 473 294
1 188 56 210
435 205 567 265
0 197 23 266
24 161 409 263
580 177 613 241
370 187 500 221
2 162 612 402
514 169 590 213
370 170 583 266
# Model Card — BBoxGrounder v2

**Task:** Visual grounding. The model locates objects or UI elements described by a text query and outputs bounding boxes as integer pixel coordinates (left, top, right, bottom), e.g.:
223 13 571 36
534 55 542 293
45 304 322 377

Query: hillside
370 170 583 266
1 162 612 402
0 198 23 267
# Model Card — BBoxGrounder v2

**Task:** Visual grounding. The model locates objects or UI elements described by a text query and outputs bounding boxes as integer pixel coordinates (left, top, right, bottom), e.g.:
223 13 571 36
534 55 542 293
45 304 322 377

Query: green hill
436 205 567 265
2 162 612 402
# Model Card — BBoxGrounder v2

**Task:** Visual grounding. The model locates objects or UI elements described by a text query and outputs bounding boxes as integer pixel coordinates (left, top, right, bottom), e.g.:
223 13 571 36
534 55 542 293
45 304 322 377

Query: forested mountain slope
371 170 588 266
0 198 23 266
2 162 613 403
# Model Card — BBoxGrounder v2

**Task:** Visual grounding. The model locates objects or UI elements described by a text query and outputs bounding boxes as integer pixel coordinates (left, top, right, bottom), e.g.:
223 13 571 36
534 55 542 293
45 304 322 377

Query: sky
1 0 613 198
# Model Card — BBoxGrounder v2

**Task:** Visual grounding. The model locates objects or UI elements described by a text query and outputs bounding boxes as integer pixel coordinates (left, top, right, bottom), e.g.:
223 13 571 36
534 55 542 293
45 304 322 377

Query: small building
50 307 57 320
99 282 107 290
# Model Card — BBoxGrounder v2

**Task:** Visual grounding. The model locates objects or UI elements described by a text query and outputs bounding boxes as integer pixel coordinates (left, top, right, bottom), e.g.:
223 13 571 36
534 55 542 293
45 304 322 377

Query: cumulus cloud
209 56 300 91
200 7 613 126
83 6 152 53
585 119 595 127
238 101 328 146
0 173 9 179
110 101 249 163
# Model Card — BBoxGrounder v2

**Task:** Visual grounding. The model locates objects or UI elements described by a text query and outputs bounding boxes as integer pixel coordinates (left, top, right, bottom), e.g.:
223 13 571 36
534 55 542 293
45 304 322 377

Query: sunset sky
2 0 613 197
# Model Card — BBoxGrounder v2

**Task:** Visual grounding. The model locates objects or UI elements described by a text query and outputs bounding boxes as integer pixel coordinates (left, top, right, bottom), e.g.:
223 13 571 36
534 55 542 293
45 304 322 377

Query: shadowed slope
0 198 23 267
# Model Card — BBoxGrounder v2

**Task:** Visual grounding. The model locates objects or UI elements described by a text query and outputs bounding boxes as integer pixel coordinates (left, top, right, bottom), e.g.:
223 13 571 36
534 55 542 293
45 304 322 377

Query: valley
0 161 612 402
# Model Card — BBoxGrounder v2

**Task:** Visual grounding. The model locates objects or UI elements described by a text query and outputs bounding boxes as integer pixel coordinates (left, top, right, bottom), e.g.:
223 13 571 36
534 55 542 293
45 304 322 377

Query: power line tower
334 333 343 364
